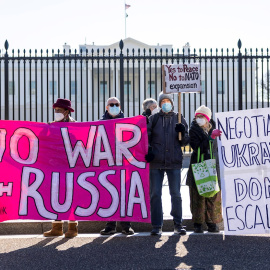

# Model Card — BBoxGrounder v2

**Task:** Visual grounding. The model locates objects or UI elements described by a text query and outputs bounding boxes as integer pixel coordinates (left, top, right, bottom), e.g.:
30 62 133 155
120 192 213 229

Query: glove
211 129 222 139
175 123 185 134
145 147 155 163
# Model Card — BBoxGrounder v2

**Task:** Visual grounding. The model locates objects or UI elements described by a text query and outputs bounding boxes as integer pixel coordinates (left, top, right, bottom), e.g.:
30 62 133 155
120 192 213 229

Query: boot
207 223 220 233
194 223 203 233
43 221 64 237
65 221 78 238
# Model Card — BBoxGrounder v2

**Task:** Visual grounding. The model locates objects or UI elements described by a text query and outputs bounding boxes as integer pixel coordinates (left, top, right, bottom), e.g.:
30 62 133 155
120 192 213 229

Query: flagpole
124 1 126 39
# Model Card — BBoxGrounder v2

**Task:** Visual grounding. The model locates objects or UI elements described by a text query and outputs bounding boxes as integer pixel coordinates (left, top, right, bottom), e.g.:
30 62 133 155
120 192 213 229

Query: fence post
4 40 9 120
119 40 124 112
238 39 242 110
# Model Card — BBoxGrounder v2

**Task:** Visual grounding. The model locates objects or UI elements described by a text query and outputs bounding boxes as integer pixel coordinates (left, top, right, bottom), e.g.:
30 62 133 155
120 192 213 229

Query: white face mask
196 118 206 126
151 107 159 115
109 106 120 116
55 112 65 122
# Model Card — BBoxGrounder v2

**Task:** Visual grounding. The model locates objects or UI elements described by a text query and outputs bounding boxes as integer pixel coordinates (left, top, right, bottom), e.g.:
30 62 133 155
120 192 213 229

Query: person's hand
211 129 222 139
175 123 185 133
145 147 155 163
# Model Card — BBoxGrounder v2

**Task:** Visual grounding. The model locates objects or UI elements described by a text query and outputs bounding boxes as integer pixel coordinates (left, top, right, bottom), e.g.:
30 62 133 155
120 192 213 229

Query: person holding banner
186 105 223 233
145 92 189 235
43 98 79 238
142 98 159 117
99 97 135 235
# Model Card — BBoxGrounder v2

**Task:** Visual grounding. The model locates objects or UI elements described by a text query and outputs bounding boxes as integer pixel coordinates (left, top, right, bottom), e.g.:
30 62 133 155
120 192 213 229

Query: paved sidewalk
0 232 269 270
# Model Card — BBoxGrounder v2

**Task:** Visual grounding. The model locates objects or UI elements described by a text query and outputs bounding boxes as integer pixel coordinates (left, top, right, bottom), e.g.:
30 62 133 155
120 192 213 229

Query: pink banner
0 116 150 223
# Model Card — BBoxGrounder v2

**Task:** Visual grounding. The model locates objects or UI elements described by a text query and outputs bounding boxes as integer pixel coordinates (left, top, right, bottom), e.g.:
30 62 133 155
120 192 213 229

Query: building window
147 81 155 97
100 81 108 100
242 81 246 94
9 82 14 95
71 81 76 95
49 81 57 95
31 81 36 95
124 81 132 95
201 80 205 94
218 80 225 94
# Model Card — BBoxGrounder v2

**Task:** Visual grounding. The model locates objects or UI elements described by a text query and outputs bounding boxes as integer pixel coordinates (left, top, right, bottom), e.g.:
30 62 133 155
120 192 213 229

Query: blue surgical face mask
161 102 172 113
109 105 120 116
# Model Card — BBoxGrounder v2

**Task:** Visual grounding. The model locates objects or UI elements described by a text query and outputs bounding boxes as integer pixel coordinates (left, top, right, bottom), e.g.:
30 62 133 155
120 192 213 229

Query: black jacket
147 110 189 169
101 110 124 120
186 118 216 187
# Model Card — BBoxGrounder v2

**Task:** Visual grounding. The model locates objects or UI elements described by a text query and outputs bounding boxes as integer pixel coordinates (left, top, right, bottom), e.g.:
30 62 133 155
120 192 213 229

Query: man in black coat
99 97 134 235
145 92 189 235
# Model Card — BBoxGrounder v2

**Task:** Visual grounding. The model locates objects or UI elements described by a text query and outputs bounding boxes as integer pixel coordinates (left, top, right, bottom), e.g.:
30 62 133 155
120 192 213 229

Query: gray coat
147 110 189 169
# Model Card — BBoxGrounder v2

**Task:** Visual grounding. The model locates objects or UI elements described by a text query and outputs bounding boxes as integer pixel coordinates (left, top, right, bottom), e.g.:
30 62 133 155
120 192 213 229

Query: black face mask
145 108 151 117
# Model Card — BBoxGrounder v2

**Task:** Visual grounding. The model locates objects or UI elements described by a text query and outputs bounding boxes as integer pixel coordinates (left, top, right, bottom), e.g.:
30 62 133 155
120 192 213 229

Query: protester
142 98 158 117
145 92 189 235
43 98 78 238
99 97 135 235
186 105 223 233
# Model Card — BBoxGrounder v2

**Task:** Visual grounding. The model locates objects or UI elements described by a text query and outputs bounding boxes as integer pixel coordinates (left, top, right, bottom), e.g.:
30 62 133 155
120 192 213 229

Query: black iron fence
0 39 269 125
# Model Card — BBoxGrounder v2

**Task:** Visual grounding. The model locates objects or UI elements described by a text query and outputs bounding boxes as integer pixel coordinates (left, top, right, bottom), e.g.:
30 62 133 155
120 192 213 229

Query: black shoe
150 227 162 236
207 223 220 233
174 224 186 235
194 223 203 233
122 227 134 235
100 226 116 235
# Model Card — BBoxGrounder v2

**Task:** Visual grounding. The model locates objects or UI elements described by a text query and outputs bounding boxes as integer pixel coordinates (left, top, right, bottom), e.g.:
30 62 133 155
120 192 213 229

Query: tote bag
191 141 220 197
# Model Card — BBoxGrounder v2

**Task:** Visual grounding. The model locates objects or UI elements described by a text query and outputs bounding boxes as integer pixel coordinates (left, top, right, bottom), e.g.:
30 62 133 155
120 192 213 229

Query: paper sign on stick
0 116 150 223
216 108 270 235
162 64 201 93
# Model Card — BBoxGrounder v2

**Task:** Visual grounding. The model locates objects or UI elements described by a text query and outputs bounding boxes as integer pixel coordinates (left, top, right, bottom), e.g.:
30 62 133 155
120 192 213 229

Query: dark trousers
150 169 183 228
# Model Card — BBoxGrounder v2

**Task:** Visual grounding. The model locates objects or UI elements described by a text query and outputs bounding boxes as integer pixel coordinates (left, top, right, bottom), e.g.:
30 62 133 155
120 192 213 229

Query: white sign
163 64 201 93
216 108 270 235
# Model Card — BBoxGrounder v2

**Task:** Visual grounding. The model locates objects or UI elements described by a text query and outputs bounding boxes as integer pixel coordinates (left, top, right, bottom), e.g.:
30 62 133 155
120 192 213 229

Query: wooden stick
178 93 182 140
162 65 166 93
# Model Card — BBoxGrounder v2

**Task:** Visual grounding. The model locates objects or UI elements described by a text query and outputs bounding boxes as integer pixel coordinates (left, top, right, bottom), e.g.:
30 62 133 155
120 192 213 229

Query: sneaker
207 223 220 233
150 227 162 236
194 223 203 233
174 224 186 235
100 226 117 235
122 227 135 235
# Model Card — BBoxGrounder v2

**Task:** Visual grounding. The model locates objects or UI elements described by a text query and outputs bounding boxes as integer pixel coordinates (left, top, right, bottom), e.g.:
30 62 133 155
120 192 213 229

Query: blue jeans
150 169 182 228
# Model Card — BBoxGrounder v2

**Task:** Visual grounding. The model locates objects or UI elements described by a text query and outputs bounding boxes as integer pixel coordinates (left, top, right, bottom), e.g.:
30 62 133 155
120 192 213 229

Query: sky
1 0 269 53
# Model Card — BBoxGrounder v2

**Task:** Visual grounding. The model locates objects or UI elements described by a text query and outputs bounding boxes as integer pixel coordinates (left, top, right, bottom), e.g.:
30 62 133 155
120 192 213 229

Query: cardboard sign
216 108 270 235
162 64 201 93
0 116 150 223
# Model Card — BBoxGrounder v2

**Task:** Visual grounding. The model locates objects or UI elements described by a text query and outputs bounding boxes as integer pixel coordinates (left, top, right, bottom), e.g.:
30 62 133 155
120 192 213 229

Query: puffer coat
147 110 189 169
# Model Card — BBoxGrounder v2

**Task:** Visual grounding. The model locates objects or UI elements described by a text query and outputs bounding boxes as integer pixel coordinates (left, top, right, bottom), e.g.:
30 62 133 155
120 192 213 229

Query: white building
1 38 257 124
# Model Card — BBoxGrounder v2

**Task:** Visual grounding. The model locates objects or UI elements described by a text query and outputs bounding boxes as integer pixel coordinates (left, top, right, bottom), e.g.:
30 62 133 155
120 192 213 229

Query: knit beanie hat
158 92 174 107
195 105 212 121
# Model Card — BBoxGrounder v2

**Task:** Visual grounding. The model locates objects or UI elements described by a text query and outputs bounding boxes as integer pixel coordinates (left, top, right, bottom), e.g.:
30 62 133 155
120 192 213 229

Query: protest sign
0 116 150 223
162 63 201 140
216 108 270 235
162 64 201 94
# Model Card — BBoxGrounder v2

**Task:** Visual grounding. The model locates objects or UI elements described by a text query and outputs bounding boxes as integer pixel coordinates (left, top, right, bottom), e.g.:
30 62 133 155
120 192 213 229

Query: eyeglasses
108 103 120 107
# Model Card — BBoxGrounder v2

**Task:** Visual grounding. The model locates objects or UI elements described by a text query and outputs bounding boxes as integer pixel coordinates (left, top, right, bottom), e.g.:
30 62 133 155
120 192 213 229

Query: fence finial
119 40 124 50
237 39 242 51
4 40 9 51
